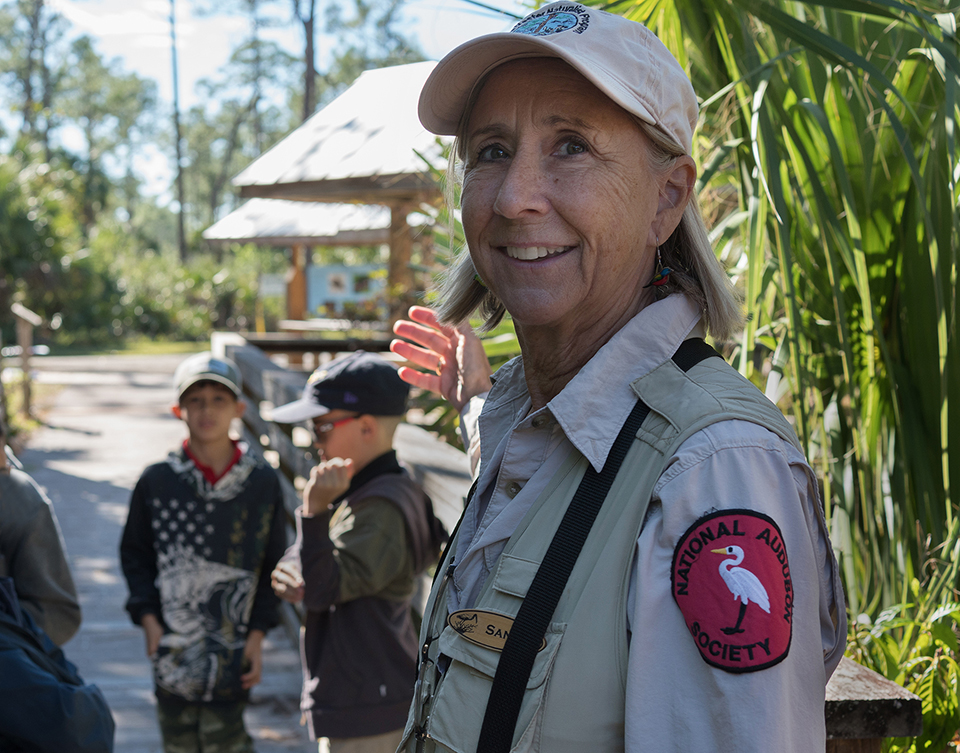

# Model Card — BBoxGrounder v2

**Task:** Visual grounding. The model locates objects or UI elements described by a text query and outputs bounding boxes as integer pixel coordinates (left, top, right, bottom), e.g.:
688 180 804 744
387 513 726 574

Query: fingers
406 305 446 329
396 365 442 394
240 663 262 689
390 337 445 373
304 458 354 515
392 321 455 359
271 561 305 603
145 630 161 657
276 585 305 604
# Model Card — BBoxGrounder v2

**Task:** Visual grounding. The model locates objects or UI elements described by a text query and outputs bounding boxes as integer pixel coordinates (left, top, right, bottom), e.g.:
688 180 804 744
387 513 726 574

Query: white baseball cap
174 352 243 400
418 1 698 154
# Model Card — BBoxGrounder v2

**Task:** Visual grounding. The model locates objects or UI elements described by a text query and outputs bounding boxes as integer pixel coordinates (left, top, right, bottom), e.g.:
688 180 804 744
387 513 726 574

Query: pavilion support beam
388 202 416 327
286 243 309 367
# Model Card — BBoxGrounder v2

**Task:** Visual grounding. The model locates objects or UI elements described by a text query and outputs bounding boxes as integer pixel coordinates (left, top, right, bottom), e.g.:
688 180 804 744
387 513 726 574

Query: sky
40 0 531 199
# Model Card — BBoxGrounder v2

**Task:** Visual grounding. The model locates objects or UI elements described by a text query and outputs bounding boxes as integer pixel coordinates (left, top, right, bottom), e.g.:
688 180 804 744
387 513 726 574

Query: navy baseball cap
268 351 409 423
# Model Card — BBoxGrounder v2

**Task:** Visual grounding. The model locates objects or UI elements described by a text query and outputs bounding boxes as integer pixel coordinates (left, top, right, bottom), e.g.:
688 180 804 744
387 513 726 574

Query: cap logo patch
448 609 546 652
512 4 590 36
343 391 359 404
671 510 792 673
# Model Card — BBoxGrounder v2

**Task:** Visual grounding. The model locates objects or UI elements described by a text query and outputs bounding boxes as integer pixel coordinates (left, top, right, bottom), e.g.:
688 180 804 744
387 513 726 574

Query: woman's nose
492 151 549 219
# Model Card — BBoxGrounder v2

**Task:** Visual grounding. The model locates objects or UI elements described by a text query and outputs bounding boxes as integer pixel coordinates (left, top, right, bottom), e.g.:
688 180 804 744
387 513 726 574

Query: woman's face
461 58 679 334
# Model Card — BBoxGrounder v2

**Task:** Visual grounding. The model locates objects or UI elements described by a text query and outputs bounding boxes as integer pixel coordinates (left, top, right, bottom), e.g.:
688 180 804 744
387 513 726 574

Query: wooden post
287 244 308 321
11 303 42 418
388 202 416 327
825 657 922 752
286 244 308 368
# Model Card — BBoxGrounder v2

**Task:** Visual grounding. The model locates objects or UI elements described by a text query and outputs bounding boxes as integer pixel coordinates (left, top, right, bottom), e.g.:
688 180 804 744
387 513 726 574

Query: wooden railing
212 333 923 751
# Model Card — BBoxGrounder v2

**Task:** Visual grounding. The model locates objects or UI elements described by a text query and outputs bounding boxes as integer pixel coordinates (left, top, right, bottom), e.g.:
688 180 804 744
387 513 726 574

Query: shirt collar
484 295 704 473
182 440 243 485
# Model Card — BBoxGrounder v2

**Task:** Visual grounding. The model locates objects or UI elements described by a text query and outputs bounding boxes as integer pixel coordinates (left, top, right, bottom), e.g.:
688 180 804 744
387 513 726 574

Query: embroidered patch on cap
671 509 792 673
512 4 590 36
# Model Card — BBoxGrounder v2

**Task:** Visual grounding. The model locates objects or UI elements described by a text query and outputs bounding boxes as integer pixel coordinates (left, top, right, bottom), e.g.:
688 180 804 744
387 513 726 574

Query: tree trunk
301 0 316 121
21 0 42 134
39 13 52 162
249 0 264 154
170 0 187 261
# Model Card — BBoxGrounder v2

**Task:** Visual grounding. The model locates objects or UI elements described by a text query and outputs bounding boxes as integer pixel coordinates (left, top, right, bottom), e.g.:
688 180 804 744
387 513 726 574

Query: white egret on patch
711 545 770 635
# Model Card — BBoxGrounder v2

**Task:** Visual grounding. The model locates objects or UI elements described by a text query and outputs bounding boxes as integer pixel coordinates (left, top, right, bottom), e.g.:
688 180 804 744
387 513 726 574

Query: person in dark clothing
0 575 114 752
269 351 446 753
119 352 287 753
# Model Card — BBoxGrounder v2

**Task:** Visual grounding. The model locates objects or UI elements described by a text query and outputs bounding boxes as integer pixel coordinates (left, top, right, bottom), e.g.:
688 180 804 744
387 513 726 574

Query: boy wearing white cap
120 352 287 752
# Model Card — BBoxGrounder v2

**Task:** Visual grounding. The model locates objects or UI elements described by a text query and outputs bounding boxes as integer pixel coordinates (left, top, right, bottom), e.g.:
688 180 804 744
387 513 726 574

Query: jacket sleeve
247 478 287 633
118 475 161 626
6 473 81 646
298 498 412 611
0 634 116 752
625 420 846 752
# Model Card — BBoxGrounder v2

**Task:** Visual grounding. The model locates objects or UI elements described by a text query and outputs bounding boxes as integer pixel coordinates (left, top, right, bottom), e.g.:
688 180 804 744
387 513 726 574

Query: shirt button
506 481 522 498
531 414 550 429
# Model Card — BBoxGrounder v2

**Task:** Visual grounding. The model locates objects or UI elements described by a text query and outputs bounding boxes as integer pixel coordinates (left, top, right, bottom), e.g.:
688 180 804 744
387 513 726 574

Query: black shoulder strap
476 338 720 752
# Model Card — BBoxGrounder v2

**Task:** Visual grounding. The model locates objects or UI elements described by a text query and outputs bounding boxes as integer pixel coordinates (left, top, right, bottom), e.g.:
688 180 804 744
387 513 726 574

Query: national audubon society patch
671 509 792 673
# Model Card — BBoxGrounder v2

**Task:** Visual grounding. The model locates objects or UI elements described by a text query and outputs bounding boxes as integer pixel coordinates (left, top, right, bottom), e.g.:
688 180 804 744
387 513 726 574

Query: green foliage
319 0 426 102
0 150 83 341
75 231 288 345
847 526 960 752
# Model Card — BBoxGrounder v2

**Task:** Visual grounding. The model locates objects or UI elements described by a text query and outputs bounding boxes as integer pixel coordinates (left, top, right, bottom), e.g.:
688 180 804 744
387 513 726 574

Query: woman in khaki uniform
389 3 846 752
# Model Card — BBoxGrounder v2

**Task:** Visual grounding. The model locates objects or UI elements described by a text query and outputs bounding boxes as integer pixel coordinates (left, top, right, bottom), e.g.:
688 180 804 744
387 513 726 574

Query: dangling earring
474 273 487 288
644 236 672 288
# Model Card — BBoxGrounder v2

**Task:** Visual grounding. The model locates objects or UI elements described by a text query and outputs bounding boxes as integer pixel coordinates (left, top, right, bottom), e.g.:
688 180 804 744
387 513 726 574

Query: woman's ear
171 404 182 419
655 155 696 239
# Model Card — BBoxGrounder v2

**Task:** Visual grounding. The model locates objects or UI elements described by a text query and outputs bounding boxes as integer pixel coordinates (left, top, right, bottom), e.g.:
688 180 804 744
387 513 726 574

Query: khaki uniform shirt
452 295 846 751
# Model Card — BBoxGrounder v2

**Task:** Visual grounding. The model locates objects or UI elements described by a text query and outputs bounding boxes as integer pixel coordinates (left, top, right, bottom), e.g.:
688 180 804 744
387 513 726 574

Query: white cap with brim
174 352 243 400
418 1 698 154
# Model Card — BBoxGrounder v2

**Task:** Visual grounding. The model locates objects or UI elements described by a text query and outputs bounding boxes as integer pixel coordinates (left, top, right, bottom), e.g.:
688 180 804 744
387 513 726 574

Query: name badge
447 609 547 652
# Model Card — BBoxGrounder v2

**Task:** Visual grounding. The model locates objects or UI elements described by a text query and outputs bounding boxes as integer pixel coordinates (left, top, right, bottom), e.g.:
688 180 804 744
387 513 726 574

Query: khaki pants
319 728 404 753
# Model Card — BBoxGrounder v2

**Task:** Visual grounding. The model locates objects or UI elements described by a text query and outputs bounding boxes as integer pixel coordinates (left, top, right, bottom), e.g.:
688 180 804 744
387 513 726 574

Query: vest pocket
425 619 565 753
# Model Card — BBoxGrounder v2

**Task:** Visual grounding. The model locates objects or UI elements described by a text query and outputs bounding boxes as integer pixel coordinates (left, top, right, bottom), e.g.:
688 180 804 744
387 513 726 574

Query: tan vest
401 357 802 753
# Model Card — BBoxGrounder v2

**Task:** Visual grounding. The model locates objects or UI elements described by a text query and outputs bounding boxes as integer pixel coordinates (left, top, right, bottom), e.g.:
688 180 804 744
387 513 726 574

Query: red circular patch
671 509 792 673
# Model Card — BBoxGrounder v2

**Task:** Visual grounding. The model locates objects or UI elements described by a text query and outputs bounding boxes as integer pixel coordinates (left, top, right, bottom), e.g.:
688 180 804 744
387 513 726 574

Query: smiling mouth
503 246 572 261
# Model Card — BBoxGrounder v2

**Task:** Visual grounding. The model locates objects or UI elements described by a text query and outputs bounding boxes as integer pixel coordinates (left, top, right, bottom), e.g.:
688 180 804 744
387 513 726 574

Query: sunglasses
311 415 361 437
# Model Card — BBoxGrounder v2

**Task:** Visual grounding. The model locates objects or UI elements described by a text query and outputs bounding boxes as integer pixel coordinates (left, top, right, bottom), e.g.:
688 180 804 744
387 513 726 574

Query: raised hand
303 457 354 515
391 306 492 413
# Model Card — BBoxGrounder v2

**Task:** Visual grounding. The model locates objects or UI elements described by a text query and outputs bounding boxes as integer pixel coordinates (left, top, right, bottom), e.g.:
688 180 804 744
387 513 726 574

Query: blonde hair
433 97 743 341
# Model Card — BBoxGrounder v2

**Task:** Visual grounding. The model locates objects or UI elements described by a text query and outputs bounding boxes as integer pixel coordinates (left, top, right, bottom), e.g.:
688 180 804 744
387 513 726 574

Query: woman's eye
558 139 587 156
477 143 508 162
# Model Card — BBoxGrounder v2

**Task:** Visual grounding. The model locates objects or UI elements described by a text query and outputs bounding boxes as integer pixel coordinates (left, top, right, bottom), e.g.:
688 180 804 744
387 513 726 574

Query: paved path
18 354 312 753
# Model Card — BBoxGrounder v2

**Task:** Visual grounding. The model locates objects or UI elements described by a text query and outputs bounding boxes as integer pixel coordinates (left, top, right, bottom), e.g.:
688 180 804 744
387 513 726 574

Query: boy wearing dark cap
269 350 445 753
120 352 287 753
